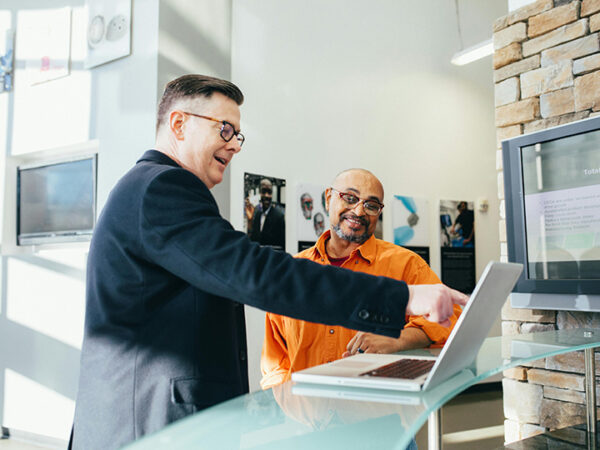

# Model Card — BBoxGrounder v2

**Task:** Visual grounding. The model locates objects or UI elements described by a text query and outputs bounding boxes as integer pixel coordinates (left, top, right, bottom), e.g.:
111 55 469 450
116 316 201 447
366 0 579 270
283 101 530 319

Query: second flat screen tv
17 155 97 246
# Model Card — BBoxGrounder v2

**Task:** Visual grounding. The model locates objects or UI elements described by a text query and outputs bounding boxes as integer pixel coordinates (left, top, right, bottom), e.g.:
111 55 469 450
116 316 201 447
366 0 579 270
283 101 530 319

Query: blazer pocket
170 376 233 408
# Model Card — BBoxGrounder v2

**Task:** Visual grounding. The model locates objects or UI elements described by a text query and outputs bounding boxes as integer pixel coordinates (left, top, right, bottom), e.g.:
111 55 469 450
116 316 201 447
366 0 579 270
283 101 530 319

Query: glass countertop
125 329 600 450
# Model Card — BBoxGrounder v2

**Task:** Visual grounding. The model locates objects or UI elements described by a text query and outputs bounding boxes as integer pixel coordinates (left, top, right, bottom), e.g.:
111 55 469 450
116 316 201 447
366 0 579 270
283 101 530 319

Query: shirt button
383 316 390 324
358 309 370 320
329 329 335 334
239 350 247 361
355 260 359 264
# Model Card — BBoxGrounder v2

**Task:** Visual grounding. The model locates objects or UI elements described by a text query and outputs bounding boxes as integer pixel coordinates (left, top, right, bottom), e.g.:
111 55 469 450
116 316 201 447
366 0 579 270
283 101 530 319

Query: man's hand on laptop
407 284 469 327
341 327 432 358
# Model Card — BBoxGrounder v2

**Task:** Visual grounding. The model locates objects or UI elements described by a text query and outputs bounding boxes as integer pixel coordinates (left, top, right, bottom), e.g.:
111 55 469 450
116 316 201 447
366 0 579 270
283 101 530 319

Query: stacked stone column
493 0 600 443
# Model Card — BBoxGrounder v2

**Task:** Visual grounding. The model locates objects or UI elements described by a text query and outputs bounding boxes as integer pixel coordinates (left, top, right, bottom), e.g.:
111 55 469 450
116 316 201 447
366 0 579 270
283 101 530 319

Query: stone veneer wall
493 0 600 443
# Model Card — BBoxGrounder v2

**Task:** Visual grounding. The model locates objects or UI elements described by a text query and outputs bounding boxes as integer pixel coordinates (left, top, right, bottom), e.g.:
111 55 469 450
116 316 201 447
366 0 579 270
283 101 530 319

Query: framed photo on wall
84 0 132 69
0 29 14 92
244 172 286 252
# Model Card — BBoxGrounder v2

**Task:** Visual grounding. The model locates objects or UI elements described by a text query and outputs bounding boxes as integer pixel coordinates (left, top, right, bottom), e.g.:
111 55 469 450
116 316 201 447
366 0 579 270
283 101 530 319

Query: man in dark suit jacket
71 74 467 449
248 178 285 250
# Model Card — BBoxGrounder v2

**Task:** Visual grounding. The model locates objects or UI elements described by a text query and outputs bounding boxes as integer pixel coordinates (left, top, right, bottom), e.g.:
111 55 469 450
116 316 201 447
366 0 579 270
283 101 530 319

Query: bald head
332 169 384 202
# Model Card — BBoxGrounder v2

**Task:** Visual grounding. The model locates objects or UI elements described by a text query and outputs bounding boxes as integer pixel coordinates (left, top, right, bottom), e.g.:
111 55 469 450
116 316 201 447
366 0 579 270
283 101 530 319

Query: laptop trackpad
331 360 376 370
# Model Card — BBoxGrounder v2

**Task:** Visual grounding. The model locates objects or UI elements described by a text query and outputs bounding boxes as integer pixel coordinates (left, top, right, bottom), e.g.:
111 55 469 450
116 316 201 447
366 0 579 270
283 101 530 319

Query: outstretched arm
406 284 468 327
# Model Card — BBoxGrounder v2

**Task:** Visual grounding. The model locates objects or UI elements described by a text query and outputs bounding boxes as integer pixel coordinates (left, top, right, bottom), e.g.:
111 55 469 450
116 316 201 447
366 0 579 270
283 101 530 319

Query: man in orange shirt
260 169 462 389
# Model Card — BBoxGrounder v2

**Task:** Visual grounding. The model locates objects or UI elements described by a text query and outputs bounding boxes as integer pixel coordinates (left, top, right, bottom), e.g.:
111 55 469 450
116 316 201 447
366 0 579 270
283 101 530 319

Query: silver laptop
292 368 475 405
292 261 523 391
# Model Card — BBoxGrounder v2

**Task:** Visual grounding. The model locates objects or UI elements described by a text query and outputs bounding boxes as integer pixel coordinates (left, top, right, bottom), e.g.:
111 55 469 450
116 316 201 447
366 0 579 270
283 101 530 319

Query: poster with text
440 199 475 293
20 7 71 85
84 0 132 69
393 195 430 264
244 173 286 252
297 183 330 252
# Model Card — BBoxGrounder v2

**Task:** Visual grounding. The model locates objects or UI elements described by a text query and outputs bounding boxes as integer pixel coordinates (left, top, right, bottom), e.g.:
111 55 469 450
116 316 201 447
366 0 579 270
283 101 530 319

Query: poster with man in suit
244 172 286 251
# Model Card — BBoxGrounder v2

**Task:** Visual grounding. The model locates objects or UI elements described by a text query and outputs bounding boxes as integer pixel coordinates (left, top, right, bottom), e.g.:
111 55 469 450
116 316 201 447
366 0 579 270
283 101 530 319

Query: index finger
449 288 469 307
346 333 359 352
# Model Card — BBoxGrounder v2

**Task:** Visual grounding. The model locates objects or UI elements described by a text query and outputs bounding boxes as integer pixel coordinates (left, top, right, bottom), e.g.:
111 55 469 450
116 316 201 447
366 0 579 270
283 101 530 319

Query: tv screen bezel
16 153 98 246
502 115 600 295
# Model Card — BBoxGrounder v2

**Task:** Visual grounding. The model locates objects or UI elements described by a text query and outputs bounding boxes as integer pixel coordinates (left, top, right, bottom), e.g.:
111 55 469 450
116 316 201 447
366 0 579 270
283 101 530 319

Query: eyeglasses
331 188 384 216
183 112 245 147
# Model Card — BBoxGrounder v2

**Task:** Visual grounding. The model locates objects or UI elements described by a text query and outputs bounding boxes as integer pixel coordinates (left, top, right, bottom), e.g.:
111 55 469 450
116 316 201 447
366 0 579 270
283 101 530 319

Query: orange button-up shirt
260 230 462 389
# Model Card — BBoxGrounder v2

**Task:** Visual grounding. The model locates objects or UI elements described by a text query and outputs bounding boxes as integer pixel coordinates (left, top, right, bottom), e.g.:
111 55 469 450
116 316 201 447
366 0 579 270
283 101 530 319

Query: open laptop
292 368 476 405
292 261 523 392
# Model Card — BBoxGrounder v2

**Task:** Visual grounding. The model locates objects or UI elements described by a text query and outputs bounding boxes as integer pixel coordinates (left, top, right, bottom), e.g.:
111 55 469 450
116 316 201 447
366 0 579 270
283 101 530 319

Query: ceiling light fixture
450 0 493 66
451 39 493 65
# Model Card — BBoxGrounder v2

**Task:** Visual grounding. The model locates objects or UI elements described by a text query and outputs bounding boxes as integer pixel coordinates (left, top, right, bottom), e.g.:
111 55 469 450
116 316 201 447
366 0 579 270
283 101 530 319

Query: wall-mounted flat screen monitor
503 116 600 311
17 154 97 245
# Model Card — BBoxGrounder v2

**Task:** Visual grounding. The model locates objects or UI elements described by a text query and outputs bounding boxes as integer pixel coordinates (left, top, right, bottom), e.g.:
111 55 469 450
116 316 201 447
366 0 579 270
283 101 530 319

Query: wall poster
0 29 14 93
244 173 286 252
374 212 383 240
20 7 71 85
440 199 475 293
296 183 330 252
392 195 430 264
84 0 132 69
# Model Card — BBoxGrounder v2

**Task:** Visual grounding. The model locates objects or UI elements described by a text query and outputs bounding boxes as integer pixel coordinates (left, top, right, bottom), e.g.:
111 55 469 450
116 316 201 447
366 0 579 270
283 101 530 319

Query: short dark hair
156 74 244 132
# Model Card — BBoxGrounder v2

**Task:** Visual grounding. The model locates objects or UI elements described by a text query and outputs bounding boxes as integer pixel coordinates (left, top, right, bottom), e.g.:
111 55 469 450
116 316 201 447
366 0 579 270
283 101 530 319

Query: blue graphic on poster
0 29 14 92
392 195 429 246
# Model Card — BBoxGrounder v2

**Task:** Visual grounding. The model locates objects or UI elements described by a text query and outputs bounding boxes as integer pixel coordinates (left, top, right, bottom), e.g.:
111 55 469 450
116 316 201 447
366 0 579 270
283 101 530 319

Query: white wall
230 0 507 391
0 0 159 440
158 0 233 218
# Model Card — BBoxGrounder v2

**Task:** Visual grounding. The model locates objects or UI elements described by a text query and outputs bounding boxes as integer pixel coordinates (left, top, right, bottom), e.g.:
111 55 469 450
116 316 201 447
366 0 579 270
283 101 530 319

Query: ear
325 188 332 212
169 110 187 140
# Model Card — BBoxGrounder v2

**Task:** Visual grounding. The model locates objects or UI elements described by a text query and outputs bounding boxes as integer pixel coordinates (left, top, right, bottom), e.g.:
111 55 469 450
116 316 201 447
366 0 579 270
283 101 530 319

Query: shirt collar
313 230 377 264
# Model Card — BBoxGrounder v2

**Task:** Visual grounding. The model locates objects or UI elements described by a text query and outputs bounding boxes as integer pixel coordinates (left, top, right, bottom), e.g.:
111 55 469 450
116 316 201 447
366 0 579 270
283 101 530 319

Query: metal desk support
585 345 597 442
428 408 442 450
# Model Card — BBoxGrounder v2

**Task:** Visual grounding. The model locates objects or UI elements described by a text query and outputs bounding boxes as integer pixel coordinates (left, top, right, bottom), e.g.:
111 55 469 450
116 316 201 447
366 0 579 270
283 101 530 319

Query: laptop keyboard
359 358 435 379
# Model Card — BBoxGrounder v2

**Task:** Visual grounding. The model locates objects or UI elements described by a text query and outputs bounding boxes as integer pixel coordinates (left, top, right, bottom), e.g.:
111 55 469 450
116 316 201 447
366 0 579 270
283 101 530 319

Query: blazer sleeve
139 168 409 337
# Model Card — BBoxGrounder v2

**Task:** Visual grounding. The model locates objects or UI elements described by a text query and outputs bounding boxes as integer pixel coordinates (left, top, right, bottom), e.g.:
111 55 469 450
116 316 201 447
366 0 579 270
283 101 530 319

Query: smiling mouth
214 156 227 166
342 215 367 229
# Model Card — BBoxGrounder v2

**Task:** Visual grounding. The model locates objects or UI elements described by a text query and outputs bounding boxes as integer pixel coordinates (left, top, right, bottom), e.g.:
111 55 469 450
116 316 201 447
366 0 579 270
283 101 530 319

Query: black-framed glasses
183 112 245 147
331 188 384 216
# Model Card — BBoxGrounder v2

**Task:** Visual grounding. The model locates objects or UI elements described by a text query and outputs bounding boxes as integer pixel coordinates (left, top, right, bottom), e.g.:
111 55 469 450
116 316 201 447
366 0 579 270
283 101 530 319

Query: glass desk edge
124 328 600 450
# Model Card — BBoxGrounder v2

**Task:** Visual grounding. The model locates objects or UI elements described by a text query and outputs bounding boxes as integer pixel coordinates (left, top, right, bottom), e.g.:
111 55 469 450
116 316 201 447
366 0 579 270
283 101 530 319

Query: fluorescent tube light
451 38 493 66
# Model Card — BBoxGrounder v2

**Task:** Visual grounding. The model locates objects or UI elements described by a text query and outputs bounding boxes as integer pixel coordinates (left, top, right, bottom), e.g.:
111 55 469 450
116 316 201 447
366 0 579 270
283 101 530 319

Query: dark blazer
249 204 285 250
71 150 410 449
